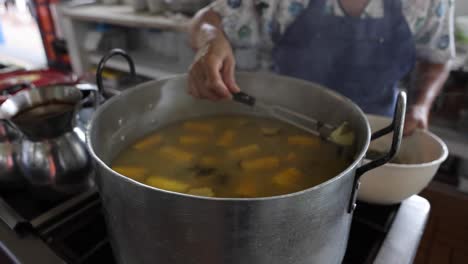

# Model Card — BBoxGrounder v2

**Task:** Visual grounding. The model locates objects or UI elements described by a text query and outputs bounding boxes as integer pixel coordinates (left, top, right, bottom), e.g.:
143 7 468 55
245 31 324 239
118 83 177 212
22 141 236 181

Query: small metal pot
88 50 406 264
0 86 95 200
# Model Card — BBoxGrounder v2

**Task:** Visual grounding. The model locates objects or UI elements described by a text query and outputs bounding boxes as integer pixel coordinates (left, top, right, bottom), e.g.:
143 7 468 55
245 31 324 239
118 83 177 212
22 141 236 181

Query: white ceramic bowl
357 115 449 205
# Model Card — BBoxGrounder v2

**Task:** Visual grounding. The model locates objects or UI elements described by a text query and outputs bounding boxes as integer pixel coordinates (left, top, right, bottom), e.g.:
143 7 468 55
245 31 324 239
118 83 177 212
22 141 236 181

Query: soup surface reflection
112 115 351 198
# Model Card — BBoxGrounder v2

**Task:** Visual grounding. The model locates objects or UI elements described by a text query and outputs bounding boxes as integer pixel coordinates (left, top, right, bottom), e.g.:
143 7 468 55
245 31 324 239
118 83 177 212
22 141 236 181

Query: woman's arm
189 7 223 50
404 0 454 135
404 61 450 135
188 7 240 100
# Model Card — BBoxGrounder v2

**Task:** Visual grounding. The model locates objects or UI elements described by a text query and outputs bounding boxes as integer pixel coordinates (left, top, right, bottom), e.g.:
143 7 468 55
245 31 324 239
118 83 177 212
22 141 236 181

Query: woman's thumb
222 56 240 93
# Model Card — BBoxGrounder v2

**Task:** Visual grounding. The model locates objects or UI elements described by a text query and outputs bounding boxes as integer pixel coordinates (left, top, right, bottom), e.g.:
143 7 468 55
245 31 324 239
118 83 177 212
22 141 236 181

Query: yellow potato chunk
285 152 297 162
240 157 280 171
146 176 189 192
133 134 162 150
273 168 304 187
287 136 320 147
329 122 355 146
217 130 236 147
235 177 257 197
183 122 215 133
188 187 215 197
179 136 207 145
261 127 280 137
112 166 147 181
233 118 249 126
228 144 260 159
159 146 193 163
200 156 218 167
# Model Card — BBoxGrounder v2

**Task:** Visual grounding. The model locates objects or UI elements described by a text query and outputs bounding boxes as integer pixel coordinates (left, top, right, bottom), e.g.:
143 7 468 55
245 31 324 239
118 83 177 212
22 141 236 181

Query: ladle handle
96 49 137 106
348 91 407 213
232 92 256 106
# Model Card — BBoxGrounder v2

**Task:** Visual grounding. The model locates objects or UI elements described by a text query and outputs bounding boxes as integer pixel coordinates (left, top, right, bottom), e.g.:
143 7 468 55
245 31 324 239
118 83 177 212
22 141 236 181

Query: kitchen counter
374 195 430 264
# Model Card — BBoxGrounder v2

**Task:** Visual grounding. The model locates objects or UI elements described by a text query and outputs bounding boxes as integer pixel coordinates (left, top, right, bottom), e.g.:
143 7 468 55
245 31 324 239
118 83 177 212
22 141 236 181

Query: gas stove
0 186 429 264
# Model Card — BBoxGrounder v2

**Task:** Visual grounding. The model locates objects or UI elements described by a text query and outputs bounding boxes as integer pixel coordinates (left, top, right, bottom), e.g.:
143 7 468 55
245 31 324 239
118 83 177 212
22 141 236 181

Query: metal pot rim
88 72 372 201
0 85 82 119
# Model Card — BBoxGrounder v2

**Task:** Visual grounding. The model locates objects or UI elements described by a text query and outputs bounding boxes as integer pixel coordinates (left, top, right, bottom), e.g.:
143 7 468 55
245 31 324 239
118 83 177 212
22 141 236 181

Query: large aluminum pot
88 50 406 264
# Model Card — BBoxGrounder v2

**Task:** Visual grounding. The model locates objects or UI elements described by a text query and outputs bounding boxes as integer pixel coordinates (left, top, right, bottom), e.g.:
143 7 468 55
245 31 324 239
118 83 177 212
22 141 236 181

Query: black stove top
0 187 411 264
343 202 399 264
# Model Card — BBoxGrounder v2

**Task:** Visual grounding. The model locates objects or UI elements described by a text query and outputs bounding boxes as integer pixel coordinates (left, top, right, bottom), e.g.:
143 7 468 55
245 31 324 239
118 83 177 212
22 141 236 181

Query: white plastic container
146 30 163 54
102 0 120 5
234 47 259 70
177 33 194 68
146 0 165 13
146 30 181 59
161 31 178 57
164 0 211 13
129 0 147 11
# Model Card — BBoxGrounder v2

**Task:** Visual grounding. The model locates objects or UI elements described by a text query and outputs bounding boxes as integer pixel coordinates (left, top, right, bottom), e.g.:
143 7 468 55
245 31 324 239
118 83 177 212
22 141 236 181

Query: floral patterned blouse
211 0 455 65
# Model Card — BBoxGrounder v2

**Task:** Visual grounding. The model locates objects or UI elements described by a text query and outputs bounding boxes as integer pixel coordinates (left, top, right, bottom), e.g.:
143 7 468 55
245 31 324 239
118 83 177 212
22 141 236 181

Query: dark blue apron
273 0 416 116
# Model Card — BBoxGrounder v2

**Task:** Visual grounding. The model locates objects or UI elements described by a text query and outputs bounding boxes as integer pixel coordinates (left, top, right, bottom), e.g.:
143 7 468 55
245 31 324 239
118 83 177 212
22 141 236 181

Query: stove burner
343 202 399 264
40 196 114 264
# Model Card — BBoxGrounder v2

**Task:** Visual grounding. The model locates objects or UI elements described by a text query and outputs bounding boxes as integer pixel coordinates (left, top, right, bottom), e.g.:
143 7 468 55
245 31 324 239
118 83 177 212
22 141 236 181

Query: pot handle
95 49 136 106
347 91 407 213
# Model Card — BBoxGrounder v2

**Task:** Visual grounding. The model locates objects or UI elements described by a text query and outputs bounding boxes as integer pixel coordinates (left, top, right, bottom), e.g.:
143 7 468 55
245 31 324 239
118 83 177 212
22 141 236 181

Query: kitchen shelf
88 51 185 79
61 4 190 31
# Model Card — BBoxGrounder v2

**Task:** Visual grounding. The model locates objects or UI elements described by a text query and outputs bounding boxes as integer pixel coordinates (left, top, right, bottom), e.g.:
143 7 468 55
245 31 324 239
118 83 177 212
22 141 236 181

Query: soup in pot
112 115 352 198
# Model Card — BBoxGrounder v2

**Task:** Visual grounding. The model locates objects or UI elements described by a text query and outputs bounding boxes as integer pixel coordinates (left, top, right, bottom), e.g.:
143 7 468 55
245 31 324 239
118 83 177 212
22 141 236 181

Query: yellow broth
112 115 351 198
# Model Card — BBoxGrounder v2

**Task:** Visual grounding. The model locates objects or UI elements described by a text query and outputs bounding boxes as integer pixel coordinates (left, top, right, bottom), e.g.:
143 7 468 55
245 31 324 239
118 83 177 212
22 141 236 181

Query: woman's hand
188 27 240 101
403 104 429 136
